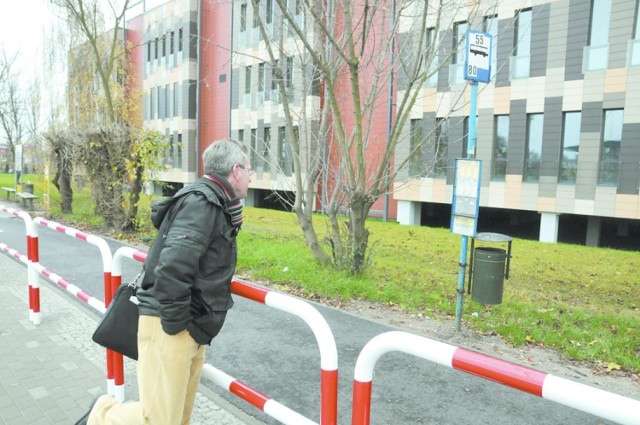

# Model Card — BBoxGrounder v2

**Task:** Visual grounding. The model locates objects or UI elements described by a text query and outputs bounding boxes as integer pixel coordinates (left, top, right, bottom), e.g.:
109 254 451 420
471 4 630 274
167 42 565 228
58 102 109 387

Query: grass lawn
1 173 639 374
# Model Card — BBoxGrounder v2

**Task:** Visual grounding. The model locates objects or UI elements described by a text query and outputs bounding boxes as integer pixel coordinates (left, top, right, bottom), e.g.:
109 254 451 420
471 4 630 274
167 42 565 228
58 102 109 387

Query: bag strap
128 269 144 289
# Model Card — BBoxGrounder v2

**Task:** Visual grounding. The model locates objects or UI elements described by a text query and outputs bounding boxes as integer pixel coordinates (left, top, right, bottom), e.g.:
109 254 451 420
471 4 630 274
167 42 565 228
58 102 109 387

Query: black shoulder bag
92 271 143 360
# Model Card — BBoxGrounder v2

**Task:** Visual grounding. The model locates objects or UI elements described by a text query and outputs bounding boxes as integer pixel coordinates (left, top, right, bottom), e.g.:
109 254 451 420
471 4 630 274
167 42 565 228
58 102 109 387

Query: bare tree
53 0 131 124
0 50 24 176
245 0 484 273
50 0 169 229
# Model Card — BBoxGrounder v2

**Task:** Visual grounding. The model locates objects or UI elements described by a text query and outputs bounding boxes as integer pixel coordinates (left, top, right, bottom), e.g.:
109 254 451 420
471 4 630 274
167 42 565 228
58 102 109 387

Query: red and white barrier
31 217 118 398
202 364 318 425
111 246 147 401
0 242 29 264
230 278 338 425
0 205 39 324
0 242 106 313
352 331 640 425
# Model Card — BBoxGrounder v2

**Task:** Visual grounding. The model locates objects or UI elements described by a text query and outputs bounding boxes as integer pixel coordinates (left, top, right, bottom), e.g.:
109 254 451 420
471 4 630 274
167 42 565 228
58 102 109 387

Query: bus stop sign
464 30 492 83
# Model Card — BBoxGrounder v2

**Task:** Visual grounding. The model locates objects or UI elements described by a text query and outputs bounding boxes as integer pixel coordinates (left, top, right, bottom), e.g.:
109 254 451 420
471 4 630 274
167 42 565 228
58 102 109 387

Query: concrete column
617 220 629 237
539 212 559 243
586 216 601 247
243 188 256 207
397 200 421 226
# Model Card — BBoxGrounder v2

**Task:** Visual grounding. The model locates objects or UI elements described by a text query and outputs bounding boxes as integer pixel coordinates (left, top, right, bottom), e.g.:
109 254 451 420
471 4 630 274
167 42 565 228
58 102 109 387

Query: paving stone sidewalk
0 253 258 425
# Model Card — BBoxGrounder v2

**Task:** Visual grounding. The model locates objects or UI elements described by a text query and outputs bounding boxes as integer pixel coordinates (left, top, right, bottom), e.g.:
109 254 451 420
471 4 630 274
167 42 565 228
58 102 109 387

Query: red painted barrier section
230 380 269 410
452 348 546 397
231 279 268 303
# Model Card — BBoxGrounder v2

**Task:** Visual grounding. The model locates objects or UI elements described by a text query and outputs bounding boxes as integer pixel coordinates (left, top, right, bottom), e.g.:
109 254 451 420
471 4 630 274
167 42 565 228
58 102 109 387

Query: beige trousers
88 315 206 425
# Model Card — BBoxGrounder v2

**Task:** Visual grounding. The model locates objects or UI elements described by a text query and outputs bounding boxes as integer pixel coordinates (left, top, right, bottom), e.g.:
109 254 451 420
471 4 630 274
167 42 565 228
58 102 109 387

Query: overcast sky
0 0 52 78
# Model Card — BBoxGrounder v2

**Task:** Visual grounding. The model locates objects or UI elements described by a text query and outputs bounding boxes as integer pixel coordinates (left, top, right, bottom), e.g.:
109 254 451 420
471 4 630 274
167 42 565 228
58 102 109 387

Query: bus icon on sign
470 45 488 57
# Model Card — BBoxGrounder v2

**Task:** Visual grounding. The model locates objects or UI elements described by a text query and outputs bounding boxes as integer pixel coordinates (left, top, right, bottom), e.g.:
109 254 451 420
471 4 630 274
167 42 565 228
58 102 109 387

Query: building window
147 42 152 62
409 119 424 177
150 87 156 119
286 56 294 100
483 15 498 80
584 0 611 72
492 115 509 181
559 112 581 184
433 118 449 178
627 0 640 66
238 129 244 144
462 116 469 158
263 127 271 172
240 4 247 32
278 126 287 171
271 60 280 103
253 2 259 28
424 27 438 88
157 86 162 119
258 63 265 103
598 109 624 185
524 114 543 182
245 65 252 92
277 126 295 176
250 128 257 169
178 28 183 52
176 134 183 167
170 31 175 55
162 35 166 57
266 0 273 24
510 9 531 79
449 21 468 85
154 37 159 60
173 82 179 117
165 84 170 119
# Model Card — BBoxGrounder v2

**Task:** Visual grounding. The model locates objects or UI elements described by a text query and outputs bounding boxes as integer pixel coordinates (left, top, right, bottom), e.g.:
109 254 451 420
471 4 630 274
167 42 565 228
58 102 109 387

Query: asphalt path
0 208 624 425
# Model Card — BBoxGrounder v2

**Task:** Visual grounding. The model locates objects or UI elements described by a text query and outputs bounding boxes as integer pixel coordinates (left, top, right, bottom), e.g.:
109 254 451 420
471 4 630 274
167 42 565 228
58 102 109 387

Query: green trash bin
471 247 507 305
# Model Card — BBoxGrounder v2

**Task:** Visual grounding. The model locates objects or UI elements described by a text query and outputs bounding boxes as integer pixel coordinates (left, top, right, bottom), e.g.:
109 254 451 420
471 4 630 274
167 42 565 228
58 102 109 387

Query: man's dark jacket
137 177 236 345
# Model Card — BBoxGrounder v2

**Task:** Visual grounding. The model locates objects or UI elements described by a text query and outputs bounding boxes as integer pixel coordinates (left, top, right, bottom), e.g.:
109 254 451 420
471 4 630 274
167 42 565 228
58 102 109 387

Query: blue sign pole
454 235 469 331
454 84 478 332
453 29 490 331
467 82 478 158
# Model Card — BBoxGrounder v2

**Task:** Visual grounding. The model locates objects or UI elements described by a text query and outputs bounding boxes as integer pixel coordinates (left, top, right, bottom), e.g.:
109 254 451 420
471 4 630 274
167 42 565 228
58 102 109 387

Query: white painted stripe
107 379 115 398
48 272 63 284
30 310 42 325
86 235 113 272
543 375 640 425
113 385 125 402
201 364 235 390
28 264 39 288
88 298 107 314
65 284 81 297
354 331 457 382
263 399 319 425
265 292 338 370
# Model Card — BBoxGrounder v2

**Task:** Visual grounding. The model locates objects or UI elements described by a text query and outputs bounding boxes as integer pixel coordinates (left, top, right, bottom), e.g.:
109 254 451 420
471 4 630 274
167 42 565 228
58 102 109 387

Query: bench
1 187 16 202
16 192 39 210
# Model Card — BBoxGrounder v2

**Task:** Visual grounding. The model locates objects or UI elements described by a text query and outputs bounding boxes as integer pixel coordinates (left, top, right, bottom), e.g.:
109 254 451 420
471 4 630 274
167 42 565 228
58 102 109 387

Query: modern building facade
125 0 640 248
127 0 201 194
394 0 640 248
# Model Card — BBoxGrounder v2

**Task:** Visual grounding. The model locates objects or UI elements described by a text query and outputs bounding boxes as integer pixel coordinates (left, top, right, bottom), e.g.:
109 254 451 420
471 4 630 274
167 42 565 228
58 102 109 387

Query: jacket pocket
187 311 227 345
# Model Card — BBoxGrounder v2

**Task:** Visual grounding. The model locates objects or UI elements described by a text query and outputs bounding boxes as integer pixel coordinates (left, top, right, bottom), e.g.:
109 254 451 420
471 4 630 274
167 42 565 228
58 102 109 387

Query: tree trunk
294 206 331 264
124 164 143 232
349 194 371 274
53 148 73 214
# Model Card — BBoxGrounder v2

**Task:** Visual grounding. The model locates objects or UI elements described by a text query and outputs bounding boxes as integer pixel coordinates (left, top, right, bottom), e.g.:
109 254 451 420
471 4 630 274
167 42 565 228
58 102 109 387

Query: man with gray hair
78 139 252 424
